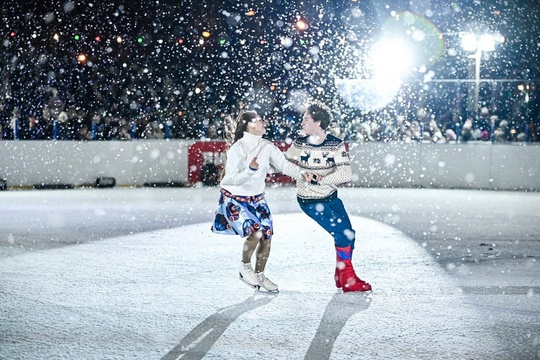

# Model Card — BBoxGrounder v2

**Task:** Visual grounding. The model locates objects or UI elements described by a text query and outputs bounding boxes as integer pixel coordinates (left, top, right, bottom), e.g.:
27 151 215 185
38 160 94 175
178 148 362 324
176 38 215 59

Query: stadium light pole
461 33 500 118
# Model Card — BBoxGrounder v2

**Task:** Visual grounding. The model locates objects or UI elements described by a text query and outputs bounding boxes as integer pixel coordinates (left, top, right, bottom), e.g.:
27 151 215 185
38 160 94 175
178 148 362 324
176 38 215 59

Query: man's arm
284 142 303 166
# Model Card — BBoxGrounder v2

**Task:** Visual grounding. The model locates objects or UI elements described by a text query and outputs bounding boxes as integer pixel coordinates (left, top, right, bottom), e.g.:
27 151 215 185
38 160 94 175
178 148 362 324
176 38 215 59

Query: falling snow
1 0 539 142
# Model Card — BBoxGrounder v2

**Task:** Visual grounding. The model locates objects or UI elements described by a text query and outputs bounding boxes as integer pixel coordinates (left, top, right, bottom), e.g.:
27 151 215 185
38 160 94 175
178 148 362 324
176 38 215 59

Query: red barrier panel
188 141 227 184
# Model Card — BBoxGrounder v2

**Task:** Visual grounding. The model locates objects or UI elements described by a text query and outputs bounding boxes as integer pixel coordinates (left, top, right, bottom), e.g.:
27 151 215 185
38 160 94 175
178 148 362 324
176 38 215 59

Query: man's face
301 112 320 135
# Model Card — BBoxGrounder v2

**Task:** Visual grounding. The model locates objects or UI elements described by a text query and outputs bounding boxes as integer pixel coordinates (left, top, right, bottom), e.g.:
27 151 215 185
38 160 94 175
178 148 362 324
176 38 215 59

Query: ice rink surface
1 186 539 359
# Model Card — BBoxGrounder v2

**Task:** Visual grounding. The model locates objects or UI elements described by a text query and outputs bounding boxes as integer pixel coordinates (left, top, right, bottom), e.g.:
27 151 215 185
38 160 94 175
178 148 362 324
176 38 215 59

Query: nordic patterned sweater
285 134 351 201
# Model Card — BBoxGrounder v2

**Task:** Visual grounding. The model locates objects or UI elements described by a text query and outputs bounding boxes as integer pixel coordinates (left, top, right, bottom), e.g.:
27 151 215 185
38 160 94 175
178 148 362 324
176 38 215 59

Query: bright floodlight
370 39 413 81
461 33 497 52
478 34 496 51
335 38 413 112
461 33 478 52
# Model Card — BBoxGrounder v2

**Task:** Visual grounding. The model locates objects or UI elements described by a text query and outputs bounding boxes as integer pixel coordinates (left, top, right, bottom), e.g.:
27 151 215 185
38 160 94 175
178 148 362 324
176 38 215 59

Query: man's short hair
306 101 333 130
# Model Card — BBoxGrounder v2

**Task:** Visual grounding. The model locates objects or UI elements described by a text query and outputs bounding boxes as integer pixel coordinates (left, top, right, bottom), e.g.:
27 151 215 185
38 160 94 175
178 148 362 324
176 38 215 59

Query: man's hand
302 172 323 184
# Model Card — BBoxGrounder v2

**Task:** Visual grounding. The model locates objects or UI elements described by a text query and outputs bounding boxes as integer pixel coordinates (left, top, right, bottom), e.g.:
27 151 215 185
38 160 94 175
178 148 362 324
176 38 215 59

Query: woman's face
246 116 266 136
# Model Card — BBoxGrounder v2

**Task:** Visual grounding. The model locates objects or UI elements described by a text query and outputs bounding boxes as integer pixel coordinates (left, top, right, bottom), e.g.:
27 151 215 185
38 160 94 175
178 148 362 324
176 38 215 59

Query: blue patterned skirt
211 189 273 240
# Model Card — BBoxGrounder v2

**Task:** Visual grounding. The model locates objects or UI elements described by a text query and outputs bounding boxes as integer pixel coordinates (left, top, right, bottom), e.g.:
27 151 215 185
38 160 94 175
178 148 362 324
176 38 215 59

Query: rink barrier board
0 140 539 191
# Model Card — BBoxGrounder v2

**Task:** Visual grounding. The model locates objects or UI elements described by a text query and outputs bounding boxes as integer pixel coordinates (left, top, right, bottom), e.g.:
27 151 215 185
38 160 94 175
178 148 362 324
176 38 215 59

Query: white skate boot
255 272 279 292
239 261 259 289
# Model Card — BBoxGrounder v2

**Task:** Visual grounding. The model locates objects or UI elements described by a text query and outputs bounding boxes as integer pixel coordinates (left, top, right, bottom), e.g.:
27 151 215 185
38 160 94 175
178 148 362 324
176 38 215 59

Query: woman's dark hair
306 101 333 130
225 111 260 146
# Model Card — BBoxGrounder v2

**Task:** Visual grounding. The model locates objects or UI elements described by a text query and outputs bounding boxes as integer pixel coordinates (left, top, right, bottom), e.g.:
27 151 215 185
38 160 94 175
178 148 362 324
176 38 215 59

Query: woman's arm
223 144 257 185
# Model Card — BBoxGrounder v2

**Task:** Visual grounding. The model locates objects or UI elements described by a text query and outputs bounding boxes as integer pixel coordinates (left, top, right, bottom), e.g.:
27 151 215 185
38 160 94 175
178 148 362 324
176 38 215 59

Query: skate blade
340 288 372 295
258 287 279 293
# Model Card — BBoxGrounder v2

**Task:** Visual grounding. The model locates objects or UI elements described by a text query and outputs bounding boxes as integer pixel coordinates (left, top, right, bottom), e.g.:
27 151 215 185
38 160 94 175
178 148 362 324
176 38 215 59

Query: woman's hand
249 156 259 171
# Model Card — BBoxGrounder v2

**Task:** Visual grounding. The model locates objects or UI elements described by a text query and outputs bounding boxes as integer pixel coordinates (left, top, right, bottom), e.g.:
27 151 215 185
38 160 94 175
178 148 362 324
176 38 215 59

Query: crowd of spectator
2 99 538 143
344 111 540 144
2 89 539 143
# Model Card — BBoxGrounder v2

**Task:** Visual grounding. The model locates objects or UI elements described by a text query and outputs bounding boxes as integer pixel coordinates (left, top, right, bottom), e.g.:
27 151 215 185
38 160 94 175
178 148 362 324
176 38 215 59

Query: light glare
370 39 413 81
461 33 477 52
478 34 495 51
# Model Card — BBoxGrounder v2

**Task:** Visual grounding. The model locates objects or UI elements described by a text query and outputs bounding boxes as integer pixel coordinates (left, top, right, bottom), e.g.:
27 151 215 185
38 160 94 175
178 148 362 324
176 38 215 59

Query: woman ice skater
211 110 301 292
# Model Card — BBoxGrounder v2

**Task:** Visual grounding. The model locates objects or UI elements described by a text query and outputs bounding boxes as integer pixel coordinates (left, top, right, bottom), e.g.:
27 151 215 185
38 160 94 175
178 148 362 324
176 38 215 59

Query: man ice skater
285 101 372 292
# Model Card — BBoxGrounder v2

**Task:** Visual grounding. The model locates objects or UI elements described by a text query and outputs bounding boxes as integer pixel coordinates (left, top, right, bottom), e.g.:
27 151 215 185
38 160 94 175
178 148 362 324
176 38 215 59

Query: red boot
336 246 372 292
334 254 342 288
339 260 372 292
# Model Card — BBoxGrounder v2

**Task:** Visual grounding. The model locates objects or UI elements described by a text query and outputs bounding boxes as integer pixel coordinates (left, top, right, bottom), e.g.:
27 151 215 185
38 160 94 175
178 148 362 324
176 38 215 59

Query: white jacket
220 132 300 196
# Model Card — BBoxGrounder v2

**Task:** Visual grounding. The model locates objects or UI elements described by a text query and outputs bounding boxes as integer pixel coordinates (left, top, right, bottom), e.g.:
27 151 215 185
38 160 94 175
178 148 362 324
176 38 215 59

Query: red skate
335 246 372 292
334 254 342 288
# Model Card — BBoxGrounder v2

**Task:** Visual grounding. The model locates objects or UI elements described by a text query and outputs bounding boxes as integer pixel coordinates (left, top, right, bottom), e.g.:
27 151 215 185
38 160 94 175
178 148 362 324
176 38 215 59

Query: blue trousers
297 194 356 249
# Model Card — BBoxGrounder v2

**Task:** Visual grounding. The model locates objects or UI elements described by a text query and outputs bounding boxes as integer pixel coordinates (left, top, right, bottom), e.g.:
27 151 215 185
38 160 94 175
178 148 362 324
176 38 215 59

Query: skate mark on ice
460 286 540 295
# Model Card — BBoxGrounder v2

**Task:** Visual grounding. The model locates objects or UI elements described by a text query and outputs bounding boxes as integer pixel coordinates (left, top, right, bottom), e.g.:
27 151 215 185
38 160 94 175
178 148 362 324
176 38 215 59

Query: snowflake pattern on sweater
285 134 352 200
